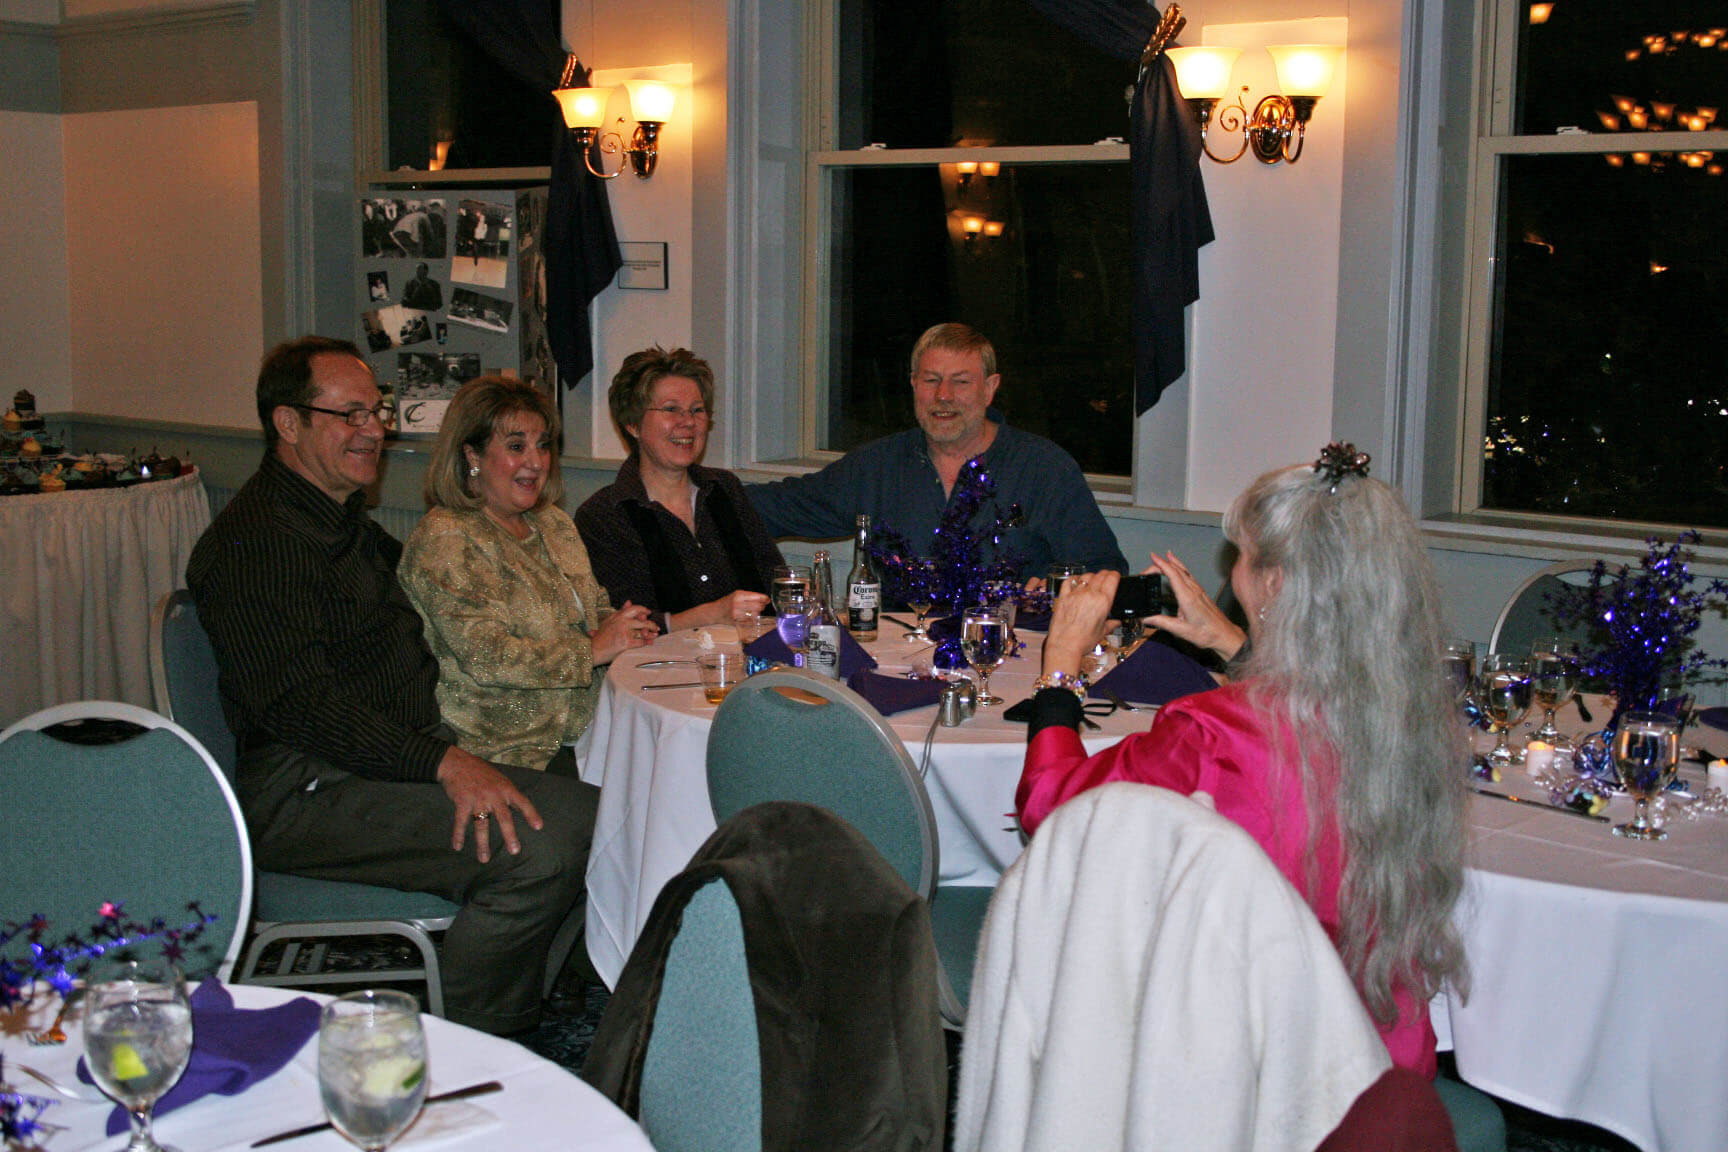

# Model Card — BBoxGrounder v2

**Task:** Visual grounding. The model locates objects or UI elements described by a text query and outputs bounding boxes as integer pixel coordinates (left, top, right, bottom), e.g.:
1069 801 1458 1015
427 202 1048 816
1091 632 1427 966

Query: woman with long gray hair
1015 446 1467 1077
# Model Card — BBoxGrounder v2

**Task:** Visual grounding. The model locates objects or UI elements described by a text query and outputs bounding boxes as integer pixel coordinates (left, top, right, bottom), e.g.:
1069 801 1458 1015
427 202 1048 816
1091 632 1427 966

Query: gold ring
473 810 491 822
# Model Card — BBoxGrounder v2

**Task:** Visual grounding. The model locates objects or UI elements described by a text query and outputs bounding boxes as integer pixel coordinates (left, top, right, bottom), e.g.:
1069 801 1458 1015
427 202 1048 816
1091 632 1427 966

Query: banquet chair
953 782 1460 1152
585 801 947 1151
149 589 460 1016
1488 563 1595 656
636 876 762 1152
705 666 991 1027
0 701 252 981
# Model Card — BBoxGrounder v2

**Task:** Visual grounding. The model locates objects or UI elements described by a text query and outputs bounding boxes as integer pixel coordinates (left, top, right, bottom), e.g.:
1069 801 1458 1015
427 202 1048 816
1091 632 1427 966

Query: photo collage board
355 187 556 437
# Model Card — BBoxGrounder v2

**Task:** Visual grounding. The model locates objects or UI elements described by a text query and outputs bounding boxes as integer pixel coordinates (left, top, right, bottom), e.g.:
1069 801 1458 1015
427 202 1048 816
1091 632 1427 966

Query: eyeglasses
295 403 389 428
643 404 710 422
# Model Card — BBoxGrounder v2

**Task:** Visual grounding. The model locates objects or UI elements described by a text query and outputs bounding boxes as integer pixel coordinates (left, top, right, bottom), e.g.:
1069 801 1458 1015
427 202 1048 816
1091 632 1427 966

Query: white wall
63 101 263 428
1186 18 1349 511
586 63 696 458
0 111 71 411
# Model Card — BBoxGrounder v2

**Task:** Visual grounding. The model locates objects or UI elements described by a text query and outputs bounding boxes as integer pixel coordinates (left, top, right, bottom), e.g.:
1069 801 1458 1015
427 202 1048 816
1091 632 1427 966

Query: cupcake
11 389 42 431
1 409 18 434
19 436 41 459
39 464 65 493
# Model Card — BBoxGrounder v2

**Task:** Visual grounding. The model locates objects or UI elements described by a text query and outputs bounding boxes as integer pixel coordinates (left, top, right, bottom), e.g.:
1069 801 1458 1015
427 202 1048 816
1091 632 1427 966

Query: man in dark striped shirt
188 336 595 1036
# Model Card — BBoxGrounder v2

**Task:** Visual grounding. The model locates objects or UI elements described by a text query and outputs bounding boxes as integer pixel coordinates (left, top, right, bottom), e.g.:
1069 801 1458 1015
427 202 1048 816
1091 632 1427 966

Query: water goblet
1442 638 1476 706
960 605 1009 706
318 990 428 1152
1528 636 1580 746
1611 710 1679 841
774 590 810 667
84 961 193 1152
1045 564 1084 596
1476 653 1532 770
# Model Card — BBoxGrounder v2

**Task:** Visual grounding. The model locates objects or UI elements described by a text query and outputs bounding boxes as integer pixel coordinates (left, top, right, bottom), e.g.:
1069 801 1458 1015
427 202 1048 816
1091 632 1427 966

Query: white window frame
791 1 1139 493
1449 0 1728 531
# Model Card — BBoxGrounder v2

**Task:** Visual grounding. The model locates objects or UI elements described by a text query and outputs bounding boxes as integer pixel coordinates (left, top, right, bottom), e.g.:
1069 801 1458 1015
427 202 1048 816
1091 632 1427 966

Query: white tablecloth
577 617 1138 987
1 983 654 1152
1437 705 1728 1152
0 471 210 728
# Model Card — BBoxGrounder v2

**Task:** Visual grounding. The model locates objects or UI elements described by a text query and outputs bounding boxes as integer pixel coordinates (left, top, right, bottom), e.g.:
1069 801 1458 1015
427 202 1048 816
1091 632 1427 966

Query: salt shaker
954 678 979 719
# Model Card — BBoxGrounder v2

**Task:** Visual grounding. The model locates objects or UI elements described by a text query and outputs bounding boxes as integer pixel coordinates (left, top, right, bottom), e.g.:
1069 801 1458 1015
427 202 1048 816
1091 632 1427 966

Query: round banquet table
1435 703 1728 1152
0 983 654 1152
576 615 1142 988
0 471 210 728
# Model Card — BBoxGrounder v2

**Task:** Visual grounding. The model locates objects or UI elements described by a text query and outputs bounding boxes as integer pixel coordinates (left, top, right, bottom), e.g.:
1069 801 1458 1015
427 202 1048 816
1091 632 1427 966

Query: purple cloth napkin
745 625 878 678
847 669 947 716
79 978 320 1135
1699 706 1728 733
927 616 961 644
1013 606 1052 633
1088 638 1218 707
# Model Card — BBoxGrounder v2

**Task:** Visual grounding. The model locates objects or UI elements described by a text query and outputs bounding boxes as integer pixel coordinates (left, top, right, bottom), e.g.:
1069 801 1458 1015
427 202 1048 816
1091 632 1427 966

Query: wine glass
1611 710 1679 841
775 589 810 667
1442 638 1476 706
903 558 939 641
960 606 1009 706
1476 654 1532 770
318 990 428 1152
1528 636 1581 746
84 961 193 1152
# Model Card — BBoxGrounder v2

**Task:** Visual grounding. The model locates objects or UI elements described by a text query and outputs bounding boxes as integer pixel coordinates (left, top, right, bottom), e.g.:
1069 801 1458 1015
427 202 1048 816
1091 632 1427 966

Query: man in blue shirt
747 323 1127 583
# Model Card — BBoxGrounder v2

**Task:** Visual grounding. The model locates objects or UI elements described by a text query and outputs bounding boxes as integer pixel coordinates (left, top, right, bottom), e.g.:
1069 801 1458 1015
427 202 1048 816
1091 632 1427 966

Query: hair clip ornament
1315 442 1371 492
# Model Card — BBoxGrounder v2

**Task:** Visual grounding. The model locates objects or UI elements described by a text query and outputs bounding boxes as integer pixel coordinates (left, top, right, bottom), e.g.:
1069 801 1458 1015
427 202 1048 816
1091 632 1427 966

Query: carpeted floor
284 936 1639 1151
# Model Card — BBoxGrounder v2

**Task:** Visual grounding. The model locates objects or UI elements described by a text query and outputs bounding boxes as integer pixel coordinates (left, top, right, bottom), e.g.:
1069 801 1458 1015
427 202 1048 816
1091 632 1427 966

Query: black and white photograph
360 197 448 259
448 287 513 334
397 352 445 396
367 271 390 302
452 199 511 288
400 263 443 310
360 304 436 349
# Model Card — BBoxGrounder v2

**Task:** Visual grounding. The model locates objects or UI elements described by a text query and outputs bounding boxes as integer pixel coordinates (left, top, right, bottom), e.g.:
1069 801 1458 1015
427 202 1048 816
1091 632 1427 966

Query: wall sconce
553 78 676 180
979 161 1000 181
962 215 985 242
983 220 1004 238
956 161 979 190
1167 43 1342 165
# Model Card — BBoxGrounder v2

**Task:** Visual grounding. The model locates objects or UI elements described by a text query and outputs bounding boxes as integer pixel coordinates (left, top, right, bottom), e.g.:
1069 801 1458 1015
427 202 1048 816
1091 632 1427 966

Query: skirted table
0 470 209 727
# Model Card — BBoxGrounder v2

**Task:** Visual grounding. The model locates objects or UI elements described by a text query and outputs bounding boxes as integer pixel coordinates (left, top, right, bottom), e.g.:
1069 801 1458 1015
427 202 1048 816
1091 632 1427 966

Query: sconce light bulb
962 215 985 237
979 161 1000 178
626 80 677 125
982 220 1004 237
1166 46 1241 100
1266 44 1342 99
554 86 613 130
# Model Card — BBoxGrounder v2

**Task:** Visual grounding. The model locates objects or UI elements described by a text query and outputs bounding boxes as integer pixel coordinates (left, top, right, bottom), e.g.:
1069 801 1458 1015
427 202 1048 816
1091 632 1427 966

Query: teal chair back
707 668 936 898
638 877 763 1152
150 589 236 778
0 701 252 980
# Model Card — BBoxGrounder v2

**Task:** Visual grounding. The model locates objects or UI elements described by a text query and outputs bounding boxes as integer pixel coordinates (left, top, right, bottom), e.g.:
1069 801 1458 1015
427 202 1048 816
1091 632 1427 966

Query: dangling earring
468 465 479 477
1257 606 1267 623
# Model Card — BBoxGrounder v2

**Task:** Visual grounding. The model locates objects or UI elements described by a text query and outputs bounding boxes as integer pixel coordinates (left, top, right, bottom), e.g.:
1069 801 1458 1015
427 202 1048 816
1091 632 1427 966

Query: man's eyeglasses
643 404 710 422
295 403 389 428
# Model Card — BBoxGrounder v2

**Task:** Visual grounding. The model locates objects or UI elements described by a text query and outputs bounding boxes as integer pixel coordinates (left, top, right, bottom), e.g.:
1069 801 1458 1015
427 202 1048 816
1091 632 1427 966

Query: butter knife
641 681 703 691
1471 787 1609 824
251 1080 503 1147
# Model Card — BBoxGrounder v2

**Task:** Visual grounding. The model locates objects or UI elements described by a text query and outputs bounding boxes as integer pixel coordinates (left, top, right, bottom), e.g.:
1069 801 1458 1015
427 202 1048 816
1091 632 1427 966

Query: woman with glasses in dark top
576 346 784 635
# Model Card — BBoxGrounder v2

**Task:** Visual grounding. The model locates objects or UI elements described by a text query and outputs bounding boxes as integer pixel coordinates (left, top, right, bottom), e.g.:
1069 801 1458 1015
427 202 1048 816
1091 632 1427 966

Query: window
811 0 1143 478
1465 0 1727 528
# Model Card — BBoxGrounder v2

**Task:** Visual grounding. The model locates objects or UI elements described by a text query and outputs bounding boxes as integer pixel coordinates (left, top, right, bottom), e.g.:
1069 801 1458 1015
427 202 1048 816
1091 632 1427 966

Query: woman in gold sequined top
400 376 657 772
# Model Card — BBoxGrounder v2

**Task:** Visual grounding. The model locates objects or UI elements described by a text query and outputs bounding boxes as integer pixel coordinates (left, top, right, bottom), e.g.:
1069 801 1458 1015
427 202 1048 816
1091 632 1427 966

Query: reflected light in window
1529 3 1554 24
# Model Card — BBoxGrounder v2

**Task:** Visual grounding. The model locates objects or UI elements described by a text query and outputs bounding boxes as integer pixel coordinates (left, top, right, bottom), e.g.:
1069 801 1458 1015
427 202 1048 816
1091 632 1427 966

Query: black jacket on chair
582 801 949 1151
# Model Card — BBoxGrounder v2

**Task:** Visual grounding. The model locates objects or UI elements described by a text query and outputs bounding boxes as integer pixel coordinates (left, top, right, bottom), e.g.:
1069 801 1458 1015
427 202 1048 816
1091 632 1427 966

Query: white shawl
954 782 1390 1152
